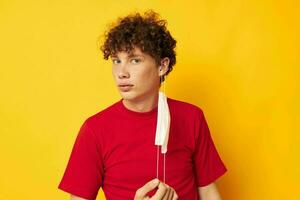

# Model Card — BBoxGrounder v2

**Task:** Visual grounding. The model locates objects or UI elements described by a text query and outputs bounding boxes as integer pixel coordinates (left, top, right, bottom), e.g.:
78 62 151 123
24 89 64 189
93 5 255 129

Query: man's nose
118 64 130 79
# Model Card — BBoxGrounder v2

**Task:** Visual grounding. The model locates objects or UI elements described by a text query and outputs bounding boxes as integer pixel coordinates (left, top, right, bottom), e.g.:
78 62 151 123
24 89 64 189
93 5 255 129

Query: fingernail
153 178 159 185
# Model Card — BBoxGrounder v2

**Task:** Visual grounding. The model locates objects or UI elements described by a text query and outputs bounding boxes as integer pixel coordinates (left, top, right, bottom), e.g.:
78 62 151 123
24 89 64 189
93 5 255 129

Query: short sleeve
58 119 104 200
193 110 227 187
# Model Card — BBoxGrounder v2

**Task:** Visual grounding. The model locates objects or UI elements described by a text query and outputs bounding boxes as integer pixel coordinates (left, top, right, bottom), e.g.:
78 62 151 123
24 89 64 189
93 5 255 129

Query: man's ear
159 57 170 76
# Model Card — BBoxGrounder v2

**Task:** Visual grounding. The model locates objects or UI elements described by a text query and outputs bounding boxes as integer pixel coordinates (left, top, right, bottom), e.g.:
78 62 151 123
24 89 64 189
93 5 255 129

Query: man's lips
118 84 133 91
118 84 133 87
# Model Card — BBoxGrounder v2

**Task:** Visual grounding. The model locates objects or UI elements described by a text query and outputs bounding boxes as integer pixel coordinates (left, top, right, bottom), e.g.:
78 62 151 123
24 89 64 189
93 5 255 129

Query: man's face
111 46 161 102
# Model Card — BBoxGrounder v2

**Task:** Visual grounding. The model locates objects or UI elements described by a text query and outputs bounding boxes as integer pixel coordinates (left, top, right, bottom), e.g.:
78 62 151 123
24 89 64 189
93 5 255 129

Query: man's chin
120 92 143 102
120 93 135 101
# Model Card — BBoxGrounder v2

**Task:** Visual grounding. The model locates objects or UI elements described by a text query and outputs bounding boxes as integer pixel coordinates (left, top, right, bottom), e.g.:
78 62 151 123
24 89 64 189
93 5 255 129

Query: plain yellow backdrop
0 0 299 199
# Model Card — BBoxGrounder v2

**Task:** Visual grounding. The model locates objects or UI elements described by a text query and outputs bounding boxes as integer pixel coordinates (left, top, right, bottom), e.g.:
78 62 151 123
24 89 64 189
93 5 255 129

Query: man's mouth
118 84 133 87
118 84 133 91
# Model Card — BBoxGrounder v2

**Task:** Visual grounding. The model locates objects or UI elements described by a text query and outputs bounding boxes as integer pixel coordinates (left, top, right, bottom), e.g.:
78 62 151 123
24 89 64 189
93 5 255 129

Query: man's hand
134 178 178 200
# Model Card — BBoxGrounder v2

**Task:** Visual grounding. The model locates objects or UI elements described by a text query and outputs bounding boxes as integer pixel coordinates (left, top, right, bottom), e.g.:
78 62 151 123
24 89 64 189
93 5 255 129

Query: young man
58 10 227 200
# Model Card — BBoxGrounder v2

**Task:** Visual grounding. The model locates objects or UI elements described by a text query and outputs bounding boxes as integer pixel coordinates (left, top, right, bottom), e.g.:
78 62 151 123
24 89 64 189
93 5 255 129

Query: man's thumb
136 179 160 197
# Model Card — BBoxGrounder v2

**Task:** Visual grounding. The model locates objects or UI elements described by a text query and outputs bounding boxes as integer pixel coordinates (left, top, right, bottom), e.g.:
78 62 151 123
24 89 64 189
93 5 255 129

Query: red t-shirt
58 97 227 200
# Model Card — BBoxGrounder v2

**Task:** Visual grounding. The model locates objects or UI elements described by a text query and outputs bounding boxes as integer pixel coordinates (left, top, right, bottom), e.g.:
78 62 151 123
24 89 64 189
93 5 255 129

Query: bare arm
198 182 222 200
70 195 88 200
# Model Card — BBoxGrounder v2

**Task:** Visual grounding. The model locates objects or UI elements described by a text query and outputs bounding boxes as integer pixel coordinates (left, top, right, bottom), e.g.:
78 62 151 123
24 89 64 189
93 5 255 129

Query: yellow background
1 0 299 199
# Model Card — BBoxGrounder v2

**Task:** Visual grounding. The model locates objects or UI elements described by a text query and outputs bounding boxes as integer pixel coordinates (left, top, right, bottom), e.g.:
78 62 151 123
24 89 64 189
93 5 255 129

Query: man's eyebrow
111 53 144 59
127 53 144 58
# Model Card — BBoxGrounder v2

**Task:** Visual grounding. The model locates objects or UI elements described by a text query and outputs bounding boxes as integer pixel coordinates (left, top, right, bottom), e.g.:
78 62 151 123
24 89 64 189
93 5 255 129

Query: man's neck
122 92 159 113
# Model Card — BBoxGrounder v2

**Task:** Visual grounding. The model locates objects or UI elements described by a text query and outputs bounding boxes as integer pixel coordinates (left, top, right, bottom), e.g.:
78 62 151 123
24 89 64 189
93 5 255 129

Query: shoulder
167 97 205 118
82 99 121 128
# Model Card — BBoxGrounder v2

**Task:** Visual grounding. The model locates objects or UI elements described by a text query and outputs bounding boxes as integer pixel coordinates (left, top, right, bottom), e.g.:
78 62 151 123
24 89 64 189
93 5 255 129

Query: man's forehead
111 47 145 58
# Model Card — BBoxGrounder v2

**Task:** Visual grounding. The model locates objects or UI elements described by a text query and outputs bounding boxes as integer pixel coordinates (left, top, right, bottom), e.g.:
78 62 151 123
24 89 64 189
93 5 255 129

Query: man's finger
168 189 174 200
135 178 160 198
162 184 171 200
172 190 178 200
150 181 168 199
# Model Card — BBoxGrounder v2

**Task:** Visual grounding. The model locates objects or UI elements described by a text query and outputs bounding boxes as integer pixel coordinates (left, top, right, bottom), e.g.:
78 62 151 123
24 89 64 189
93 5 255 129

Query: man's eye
131 59 141 64
112 59 121 64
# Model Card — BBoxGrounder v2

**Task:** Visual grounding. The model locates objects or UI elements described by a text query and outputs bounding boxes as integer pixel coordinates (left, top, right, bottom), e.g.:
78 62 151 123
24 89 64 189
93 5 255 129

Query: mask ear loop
156 75 162 180
163 74 166 183
156 133 160 179
156 74 167 183
156 146 160 180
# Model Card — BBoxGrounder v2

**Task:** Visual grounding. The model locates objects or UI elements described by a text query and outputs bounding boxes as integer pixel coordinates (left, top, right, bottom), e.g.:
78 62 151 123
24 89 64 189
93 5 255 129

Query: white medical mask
155 91 170 153
155 75 170 182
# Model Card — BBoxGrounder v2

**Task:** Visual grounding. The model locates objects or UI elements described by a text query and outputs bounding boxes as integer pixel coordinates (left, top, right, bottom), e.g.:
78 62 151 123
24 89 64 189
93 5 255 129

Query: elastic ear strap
156 75 167 183
156 145 167 183
163 75 166 93
163 153 166 182
163 75 166 183
156 145 159 179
